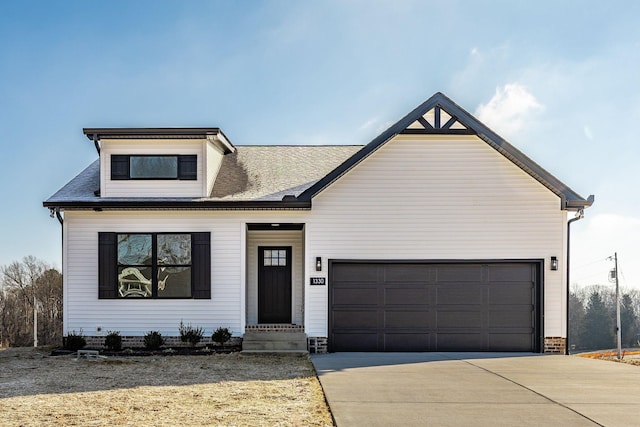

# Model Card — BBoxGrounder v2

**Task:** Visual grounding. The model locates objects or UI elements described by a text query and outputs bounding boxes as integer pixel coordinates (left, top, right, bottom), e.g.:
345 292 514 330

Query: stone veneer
544 336 566 354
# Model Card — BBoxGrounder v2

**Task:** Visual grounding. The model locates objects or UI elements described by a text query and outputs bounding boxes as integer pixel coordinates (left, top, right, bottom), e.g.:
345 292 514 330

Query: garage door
329 261 540 352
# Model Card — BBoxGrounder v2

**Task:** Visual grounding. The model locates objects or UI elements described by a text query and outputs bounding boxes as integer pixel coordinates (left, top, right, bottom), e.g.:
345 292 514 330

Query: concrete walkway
311 352 640 427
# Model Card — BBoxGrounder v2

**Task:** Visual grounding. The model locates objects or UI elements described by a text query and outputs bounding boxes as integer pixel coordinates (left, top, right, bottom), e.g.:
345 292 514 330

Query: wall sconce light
316 257 322 271
550 256 558 271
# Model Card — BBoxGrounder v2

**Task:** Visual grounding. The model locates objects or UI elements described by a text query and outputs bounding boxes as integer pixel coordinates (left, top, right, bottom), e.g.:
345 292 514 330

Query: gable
314 134 562 213
299 92 593 211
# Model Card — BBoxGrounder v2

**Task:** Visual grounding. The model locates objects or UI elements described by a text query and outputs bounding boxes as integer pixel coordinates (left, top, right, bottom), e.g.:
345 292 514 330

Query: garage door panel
488 265 533 282
333 333 378 351
333 310 378 329
385 333 431 351
383 264 430 282
437 311 482 328
437 287 482 305
437 265 483 282
488 333 533 351
332 287 378 305
489 310 533 328
332 264 379 282
330 262 539 352
384 310 431 328
437 333 484 350
489 284 533 305
385 287 429 305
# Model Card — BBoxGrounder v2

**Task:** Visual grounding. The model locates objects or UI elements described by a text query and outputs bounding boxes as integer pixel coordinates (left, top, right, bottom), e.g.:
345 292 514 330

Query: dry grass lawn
0 347 333 426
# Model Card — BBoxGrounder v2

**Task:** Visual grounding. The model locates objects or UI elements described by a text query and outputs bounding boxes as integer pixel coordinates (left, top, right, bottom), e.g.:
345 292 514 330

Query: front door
258 247 292 323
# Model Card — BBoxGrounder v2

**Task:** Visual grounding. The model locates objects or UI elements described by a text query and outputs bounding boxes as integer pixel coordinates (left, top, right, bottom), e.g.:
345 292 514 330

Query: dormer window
111 155 197 180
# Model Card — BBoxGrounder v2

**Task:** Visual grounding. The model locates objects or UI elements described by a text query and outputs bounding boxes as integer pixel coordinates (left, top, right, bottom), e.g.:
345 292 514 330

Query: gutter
566 208 585 355
42 199 312 210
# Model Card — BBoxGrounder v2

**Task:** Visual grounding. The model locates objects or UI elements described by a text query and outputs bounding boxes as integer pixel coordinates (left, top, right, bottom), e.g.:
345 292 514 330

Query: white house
44 92 593 353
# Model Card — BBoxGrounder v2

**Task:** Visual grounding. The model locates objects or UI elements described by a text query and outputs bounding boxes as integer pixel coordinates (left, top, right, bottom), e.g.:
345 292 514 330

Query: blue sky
1 1 638 289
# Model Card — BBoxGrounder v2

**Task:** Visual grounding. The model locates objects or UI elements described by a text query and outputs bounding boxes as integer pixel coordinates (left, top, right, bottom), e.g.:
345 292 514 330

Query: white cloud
475 83 543 137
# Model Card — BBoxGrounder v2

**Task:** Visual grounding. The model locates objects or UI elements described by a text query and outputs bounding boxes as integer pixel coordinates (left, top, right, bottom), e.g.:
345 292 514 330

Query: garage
329 261 541 352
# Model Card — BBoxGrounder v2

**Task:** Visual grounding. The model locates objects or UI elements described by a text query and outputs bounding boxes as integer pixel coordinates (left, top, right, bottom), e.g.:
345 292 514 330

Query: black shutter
98 232 118 299
192 232 211 299
111 155 130 180
178 155 197 180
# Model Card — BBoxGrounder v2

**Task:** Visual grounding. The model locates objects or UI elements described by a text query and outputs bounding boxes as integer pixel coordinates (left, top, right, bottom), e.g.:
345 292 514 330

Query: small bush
64 330 86 351
212 327 232 347
179 321 204 347
104 331 122 351
144 331 165 350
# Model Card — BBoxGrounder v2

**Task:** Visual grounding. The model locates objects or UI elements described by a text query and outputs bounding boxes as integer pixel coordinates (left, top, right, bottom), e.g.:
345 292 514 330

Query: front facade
44 93 593 353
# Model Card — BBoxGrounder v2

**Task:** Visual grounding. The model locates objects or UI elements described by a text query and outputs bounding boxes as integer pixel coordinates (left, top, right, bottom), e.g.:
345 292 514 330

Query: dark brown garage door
329 261 541 352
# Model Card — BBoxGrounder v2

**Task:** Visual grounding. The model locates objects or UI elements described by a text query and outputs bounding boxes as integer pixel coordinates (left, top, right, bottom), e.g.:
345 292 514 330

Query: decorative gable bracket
402 105 474 135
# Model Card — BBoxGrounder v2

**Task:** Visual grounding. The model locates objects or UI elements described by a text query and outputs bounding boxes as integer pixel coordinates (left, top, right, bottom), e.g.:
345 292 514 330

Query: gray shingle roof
45 160 100 203
44 145 363 206
210 146 362 201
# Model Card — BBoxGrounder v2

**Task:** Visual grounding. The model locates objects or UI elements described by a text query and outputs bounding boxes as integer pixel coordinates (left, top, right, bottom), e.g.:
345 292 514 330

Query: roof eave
82 127 235 153
42 199 311 210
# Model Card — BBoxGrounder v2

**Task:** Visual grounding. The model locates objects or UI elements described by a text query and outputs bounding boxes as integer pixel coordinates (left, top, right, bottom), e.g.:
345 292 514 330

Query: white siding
100 139 206 197
63 210 307 337
304 135 566 338
206 141 225 197
246 230 305 325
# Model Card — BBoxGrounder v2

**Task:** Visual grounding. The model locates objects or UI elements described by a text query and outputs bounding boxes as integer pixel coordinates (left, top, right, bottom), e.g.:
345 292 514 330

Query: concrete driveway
311 353 640 426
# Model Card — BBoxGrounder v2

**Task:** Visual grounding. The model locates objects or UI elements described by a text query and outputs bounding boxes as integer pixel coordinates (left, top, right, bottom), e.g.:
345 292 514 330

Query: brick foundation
83 335 242 350
544 336 566 354
245 324 305 332
307 337 328 354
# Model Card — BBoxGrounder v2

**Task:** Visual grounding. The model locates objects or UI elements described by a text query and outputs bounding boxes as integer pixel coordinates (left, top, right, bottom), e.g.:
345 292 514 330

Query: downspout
92 134 100 154
49 207 63 226
566 208 584 355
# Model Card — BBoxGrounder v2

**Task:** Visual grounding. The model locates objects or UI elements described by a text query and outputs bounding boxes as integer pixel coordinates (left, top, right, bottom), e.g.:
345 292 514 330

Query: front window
117 233 192 298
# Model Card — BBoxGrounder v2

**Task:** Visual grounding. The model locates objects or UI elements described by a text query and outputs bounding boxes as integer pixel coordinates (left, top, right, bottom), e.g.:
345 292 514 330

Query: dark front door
258 247 292 323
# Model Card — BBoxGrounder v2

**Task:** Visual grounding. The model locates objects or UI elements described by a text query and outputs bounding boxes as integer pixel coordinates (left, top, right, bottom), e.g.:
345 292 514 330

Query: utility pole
608 253 621 359
33 295 38 348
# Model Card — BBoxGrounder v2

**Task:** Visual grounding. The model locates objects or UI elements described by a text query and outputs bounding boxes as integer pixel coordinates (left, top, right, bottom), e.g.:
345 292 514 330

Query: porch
243 224 308 353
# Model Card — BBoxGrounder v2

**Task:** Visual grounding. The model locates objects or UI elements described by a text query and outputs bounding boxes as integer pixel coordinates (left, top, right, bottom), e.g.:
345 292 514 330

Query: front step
241 331 308 354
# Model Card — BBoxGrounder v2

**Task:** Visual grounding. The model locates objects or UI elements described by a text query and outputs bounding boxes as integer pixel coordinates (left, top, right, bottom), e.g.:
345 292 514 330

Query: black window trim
111 154 197 180
98 231 210 300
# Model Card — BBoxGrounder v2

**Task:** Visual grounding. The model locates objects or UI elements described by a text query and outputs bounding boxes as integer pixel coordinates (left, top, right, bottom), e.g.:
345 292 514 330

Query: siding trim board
328 259 543 353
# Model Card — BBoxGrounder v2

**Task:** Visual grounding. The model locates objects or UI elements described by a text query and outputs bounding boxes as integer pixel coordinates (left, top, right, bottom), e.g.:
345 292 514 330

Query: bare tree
0 257 62 347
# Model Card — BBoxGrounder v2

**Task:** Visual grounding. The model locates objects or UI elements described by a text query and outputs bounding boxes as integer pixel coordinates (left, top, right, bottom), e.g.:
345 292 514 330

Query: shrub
211 327 232 347
144 331 165 350
64 330 86 351
104 331 122 351
179 321 204 347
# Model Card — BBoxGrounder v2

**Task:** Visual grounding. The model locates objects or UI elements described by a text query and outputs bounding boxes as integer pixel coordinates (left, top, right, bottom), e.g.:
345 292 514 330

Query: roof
210 145 363 201
45 92 593 211
297 92 594 210
43 145 362 209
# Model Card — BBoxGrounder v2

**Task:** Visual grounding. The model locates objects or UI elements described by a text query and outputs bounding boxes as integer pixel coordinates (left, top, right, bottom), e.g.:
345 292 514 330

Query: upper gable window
111 155 197 180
